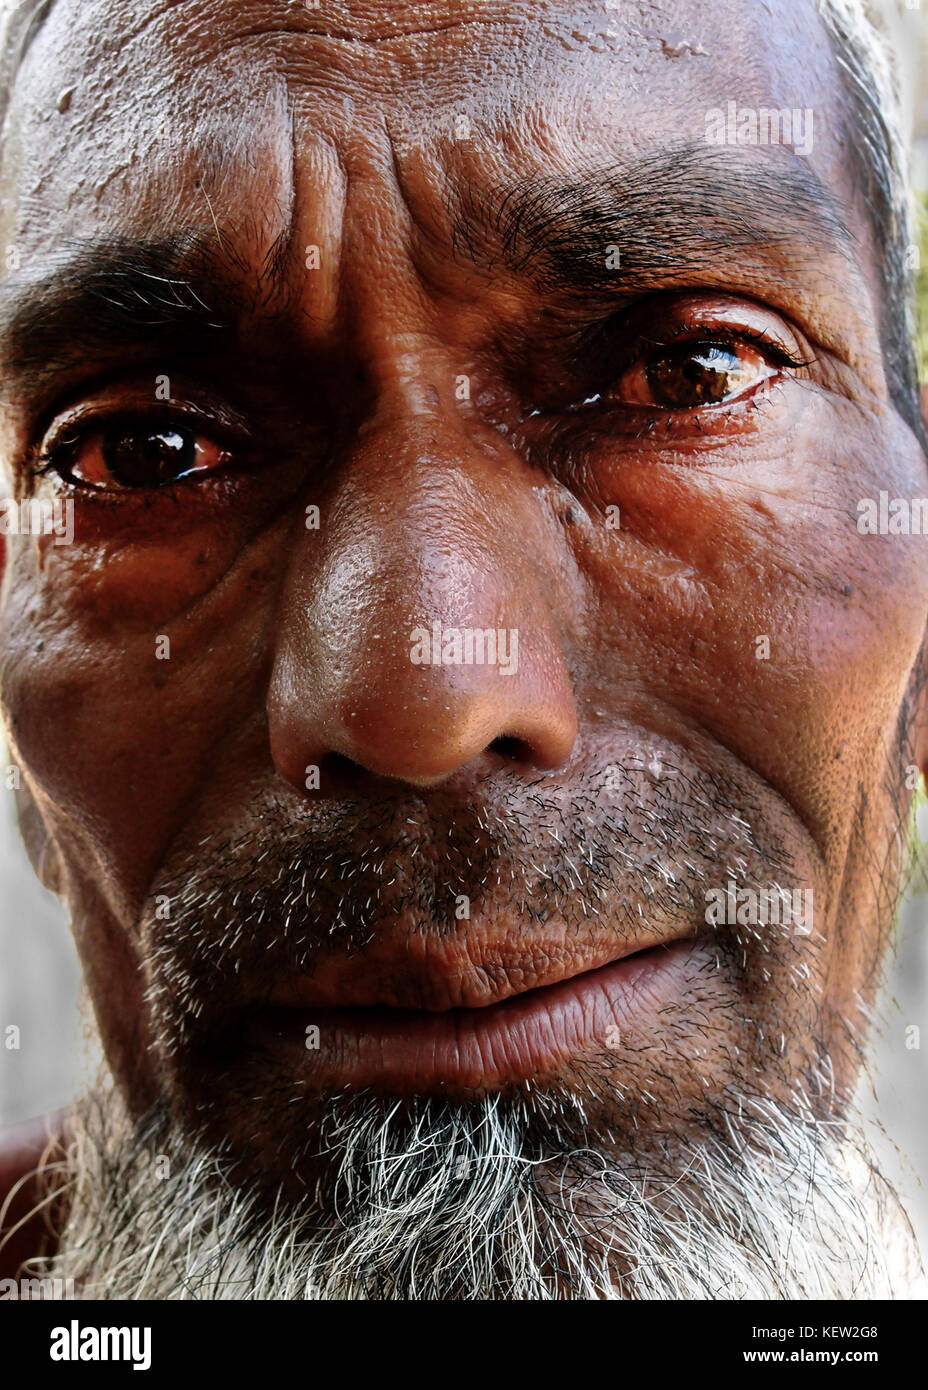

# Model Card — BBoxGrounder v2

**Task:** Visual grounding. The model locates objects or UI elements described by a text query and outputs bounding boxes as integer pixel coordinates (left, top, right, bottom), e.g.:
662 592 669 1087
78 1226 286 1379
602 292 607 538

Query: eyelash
28 408 236 485
507 326 813 465
520 324 811 427
24 319 813 494
599 322 812 386
677 326 810 372
32 441 78 479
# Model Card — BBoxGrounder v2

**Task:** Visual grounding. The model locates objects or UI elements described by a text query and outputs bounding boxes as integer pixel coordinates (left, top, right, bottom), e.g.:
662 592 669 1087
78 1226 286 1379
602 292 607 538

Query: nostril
489 735 528 763
316 750 369 788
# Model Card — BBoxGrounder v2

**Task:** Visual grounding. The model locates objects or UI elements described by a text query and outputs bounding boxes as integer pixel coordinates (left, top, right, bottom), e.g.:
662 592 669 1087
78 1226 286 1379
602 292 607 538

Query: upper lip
260 925 694 1014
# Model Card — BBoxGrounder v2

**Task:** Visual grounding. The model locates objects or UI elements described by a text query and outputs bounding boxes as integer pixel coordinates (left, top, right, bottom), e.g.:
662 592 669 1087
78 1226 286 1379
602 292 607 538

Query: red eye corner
41 418 231 491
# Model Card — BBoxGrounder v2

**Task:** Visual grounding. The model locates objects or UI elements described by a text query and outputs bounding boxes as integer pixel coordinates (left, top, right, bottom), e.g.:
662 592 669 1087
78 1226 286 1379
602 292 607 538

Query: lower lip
242 940 695 1091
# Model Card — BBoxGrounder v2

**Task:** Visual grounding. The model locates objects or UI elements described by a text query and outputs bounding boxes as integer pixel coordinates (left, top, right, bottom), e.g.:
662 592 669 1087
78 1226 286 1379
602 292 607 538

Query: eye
38 416 231 490
609 338 779 410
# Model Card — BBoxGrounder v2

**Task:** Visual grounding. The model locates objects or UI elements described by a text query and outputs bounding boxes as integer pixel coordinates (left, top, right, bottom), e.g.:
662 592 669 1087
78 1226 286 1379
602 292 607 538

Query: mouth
238 938 698 1092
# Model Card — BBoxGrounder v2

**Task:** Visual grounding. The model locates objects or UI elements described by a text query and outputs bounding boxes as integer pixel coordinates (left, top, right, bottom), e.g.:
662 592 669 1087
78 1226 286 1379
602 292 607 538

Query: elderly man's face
1 0 927 1295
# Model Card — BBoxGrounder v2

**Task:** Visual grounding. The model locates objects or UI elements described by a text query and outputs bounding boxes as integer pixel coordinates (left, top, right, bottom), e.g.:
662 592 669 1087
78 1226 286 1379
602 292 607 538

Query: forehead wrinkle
245 86 298 309
160 68 297 298
1 0 892 399
106 0 195 50
131 0 586 49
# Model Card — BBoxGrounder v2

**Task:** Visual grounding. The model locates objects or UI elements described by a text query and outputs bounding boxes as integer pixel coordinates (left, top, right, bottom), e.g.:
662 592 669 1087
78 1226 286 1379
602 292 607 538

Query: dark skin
2 0 928 1272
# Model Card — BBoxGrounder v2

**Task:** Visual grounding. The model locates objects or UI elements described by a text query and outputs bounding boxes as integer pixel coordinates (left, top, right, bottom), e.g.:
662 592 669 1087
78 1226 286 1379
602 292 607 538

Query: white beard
26 1073 924 1300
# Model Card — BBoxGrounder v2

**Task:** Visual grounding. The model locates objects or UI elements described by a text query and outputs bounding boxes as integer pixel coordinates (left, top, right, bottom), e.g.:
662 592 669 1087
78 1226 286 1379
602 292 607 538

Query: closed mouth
238 937 697 1092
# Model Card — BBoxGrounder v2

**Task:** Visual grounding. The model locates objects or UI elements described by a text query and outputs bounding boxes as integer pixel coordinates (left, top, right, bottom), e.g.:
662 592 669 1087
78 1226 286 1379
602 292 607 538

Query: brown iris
645 341 760 408
100 424 198 488
47 416 230 490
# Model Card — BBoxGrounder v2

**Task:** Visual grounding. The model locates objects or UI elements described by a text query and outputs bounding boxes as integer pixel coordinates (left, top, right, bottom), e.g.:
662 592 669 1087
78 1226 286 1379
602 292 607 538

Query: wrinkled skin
0 0 927 1231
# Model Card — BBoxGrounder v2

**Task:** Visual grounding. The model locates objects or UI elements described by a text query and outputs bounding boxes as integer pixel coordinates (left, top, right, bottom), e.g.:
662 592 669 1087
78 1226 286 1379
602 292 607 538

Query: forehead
2 0 849 257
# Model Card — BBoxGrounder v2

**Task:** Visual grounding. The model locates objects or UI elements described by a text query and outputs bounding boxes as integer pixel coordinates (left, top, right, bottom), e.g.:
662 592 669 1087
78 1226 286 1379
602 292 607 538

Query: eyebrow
0 231 251 399
0 144 857 401
450 143 857 300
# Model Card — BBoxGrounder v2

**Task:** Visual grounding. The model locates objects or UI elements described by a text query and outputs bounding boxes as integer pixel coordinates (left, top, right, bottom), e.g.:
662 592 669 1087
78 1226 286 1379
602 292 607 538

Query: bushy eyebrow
450 144 857 299
0 144 858 403
0 231 253 399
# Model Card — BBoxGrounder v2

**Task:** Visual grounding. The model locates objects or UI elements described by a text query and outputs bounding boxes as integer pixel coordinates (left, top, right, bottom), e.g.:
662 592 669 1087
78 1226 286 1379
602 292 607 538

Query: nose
267 409 578 791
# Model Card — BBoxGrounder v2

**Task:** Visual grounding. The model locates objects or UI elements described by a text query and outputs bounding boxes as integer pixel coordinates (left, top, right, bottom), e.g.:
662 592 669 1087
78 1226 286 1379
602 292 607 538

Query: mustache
141 753 797 1043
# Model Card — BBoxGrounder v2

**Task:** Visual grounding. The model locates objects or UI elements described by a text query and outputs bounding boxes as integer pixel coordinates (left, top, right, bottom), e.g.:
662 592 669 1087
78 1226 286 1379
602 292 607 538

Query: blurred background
1 0 927 1262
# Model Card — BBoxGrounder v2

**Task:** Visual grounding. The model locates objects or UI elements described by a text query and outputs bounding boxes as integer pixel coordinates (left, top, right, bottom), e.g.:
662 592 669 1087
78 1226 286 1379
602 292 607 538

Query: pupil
647 343 741 408
103 424 196 488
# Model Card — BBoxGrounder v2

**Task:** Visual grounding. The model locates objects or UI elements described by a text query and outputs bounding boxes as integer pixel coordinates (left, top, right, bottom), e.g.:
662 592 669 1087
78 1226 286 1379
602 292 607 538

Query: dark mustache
143 759 794 1034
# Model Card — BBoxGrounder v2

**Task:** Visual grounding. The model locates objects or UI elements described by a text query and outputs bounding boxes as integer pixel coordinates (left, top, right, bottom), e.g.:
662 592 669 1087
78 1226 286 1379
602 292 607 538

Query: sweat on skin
0 0 926 1297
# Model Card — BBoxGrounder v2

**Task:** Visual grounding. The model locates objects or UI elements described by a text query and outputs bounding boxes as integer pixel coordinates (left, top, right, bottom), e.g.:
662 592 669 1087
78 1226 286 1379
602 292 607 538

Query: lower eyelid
519 374 797 455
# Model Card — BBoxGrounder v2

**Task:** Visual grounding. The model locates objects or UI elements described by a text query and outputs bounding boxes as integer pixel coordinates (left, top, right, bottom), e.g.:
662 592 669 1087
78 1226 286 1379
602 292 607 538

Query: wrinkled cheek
33 515 247 630
0 522 281 905
0 597 157 909
571 443 928 870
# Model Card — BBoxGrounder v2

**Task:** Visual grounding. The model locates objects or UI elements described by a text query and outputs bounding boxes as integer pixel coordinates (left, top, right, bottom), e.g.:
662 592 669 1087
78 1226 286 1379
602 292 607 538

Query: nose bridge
265 134 578 787
267 400 578 788
315 411 526 657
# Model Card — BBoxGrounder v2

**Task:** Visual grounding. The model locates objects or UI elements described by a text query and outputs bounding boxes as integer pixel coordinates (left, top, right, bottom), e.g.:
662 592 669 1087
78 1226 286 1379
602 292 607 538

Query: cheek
569 403 928 865
39 524 243 627
0 514 291 904
30 480 265 629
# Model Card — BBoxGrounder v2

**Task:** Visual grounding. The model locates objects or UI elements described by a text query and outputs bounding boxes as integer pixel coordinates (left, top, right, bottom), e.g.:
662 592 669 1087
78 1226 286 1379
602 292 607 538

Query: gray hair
818 0 921 431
